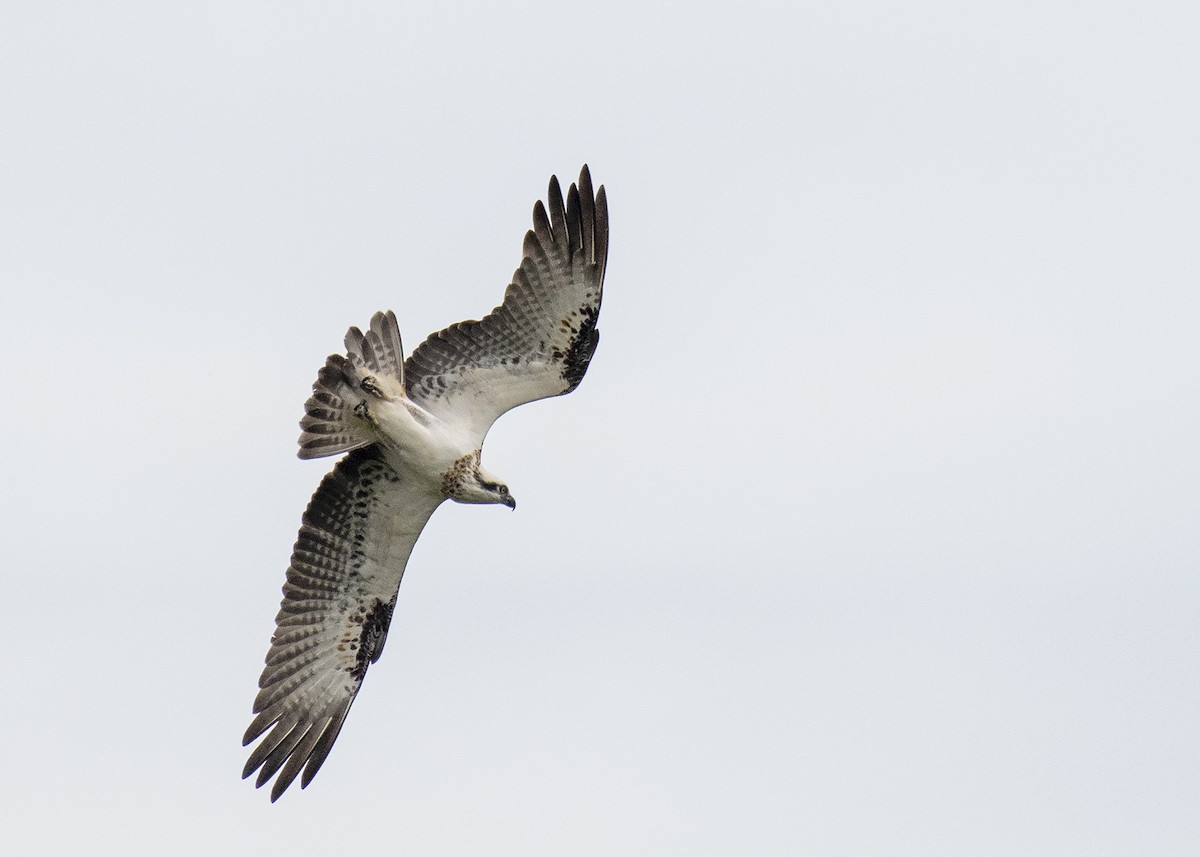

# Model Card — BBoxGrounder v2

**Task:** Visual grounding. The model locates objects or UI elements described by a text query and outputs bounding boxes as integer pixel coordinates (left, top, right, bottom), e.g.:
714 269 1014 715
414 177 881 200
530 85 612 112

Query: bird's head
474 466 516 509
447 460 516 510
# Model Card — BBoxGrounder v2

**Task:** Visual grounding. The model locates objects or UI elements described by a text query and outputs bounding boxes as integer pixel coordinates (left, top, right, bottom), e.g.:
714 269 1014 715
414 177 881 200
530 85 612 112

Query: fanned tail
345 310 405 389
296 311 408 461
297 354 373 460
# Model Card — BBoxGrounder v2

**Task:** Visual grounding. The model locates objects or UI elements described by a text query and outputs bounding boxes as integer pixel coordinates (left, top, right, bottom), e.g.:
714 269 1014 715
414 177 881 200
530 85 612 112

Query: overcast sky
2 2 1198 854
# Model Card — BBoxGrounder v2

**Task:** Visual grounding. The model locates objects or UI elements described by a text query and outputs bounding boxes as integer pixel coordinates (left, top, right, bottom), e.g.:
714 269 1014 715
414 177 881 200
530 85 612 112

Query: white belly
369 397 471 484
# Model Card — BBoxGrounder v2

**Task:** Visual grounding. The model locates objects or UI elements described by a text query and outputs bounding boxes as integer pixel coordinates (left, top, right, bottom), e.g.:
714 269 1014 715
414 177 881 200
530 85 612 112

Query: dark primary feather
244 447 440 801
403 165 609 441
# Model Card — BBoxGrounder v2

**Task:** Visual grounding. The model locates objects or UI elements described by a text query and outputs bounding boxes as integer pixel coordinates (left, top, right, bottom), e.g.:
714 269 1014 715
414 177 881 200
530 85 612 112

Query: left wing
243 447 442 801
403 165 608 444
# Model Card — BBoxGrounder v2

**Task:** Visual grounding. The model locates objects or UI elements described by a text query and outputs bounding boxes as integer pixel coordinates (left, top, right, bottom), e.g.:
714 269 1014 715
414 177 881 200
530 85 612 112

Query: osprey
243 167 608 801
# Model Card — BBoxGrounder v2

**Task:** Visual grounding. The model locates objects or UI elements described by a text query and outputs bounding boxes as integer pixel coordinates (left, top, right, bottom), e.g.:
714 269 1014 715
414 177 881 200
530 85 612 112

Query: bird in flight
243 166 608 801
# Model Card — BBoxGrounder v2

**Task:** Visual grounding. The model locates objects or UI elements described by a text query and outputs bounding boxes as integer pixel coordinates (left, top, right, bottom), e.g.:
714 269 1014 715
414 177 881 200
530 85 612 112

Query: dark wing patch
402 165 609 442
350 596 396 681
559 304 600 393
243 447 440 801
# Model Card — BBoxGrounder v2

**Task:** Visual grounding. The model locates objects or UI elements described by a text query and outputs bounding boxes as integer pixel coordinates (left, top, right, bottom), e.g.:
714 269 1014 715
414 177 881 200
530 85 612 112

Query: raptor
243 167 608 800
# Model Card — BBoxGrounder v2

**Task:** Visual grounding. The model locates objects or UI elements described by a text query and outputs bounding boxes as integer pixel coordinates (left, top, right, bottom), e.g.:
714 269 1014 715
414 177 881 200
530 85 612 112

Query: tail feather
296 311 408 461
345 310 405 386
297 354 373 460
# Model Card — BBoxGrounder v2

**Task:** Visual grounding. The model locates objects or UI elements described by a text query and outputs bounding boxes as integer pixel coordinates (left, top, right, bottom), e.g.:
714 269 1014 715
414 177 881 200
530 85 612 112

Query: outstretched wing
404 165 609 443
243 447 442 801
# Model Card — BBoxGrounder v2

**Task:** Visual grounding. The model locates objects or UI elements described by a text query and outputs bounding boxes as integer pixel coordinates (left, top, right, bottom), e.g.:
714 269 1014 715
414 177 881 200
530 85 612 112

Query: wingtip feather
594 185 609 274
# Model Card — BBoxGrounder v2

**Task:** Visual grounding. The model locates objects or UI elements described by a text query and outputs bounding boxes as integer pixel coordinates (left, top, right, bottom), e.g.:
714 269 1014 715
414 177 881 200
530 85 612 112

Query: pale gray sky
2 2 1198 854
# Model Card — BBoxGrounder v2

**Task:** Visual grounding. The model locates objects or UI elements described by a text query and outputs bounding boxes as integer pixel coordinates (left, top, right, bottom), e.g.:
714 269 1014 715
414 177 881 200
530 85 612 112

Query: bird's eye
499 486 509 496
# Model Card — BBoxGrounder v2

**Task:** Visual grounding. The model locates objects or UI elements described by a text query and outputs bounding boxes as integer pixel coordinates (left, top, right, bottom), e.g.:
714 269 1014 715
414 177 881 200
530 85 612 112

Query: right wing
243 447 442 801
402 165 608 445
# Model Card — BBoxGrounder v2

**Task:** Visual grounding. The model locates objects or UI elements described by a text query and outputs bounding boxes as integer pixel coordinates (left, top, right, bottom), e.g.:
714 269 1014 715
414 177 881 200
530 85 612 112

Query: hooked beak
503 495 517 511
